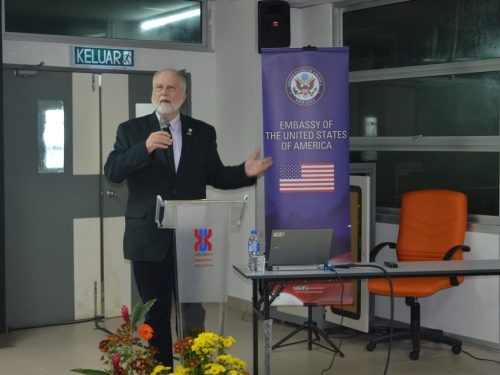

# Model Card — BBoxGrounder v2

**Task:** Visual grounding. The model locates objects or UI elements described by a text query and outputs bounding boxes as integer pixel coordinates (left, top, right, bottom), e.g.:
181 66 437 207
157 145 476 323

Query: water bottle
248 230 260 271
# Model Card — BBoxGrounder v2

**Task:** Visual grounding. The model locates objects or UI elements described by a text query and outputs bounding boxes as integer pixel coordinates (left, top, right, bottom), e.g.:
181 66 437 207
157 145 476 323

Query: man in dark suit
104 68 272 367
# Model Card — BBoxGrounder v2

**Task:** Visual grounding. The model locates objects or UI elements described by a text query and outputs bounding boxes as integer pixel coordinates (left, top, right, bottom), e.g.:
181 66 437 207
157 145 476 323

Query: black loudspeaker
258 0 290 52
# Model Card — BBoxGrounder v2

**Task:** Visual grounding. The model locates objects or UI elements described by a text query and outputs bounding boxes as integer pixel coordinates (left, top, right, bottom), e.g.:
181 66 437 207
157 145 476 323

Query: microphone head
159 116 169 131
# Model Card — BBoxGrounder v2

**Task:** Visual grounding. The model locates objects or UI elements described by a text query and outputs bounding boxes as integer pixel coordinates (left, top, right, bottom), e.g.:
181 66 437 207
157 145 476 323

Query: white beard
154 97 183 115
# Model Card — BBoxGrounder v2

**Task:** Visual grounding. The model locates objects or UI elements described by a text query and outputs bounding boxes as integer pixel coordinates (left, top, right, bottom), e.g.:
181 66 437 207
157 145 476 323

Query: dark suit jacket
104 112 255 261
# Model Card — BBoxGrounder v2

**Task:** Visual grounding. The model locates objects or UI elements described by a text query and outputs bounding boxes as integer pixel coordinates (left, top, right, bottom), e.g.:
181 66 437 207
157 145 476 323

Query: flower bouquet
167 332 249 375
71 299 250 375
71 299 163 375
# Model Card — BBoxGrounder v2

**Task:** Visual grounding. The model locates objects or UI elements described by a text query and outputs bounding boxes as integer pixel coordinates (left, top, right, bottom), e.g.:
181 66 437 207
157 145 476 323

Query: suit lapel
148 112 175 183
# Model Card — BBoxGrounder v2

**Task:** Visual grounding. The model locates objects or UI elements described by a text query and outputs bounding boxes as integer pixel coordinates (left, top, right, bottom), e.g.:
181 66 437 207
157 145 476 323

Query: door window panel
38 100 65 173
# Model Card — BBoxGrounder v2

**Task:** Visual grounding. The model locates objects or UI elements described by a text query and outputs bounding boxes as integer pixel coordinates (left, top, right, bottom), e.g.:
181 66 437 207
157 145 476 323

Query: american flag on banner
279 163 335 193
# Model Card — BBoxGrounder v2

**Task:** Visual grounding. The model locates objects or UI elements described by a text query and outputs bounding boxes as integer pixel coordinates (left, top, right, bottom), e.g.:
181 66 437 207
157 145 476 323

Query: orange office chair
366 189 470 360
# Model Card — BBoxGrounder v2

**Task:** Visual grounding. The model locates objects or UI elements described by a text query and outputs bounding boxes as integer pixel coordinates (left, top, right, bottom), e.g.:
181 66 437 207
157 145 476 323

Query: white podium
155 196 247 338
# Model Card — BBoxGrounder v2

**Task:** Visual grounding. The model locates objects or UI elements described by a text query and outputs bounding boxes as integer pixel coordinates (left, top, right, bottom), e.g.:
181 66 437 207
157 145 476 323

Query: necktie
159 116 175 173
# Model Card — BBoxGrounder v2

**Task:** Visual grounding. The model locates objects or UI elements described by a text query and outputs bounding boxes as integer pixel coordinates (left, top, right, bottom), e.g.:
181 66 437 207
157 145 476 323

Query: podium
155 196 247 338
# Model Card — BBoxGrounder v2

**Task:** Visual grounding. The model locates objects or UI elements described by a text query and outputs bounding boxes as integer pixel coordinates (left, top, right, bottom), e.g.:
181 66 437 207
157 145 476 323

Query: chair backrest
396 190 467 262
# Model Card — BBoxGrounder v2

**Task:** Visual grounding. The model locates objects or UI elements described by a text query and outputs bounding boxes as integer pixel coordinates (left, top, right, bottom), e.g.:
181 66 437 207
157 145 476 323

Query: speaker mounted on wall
258 0 291 53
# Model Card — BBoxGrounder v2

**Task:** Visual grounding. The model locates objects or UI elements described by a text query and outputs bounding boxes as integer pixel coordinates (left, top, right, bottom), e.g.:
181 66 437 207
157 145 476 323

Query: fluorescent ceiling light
141 9 201 30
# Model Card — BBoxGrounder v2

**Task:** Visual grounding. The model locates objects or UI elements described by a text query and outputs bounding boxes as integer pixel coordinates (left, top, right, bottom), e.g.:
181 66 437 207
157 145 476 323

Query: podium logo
194 228 213 252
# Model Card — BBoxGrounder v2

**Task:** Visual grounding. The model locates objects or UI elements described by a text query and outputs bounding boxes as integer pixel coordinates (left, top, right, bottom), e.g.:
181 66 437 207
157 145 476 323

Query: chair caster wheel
409 351 419 360
452 345 461 355
366 342 376 351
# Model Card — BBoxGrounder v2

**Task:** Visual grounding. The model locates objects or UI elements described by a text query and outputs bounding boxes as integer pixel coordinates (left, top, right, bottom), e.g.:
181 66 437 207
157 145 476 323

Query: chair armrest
443 245 471 260
443 245 471 286
370 242 396 262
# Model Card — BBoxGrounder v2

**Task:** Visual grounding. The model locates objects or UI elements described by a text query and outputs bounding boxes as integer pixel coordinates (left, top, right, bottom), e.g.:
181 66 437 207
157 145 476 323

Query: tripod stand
272 304 344 356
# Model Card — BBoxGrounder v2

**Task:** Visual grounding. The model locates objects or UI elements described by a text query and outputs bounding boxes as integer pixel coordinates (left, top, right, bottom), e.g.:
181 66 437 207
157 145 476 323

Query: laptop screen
267 228 333 271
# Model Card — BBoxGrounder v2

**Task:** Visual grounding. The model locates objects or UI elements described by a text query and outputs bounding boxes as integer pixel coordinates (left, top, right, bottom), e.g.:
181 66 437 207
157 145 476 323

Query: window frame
1 0 213 52
335 0 500 226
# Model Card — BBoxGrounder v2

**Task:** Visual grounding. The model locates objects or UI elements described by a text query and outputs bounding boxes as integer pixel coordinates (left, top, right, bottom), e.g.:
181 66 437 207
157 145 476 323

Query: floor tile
1 307 499 375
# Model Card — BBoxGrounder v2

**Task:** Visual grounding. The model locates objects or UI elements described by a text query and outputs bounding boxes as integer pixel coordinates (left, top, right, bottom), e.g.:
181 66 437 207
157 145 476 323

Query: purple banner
262 48 351 263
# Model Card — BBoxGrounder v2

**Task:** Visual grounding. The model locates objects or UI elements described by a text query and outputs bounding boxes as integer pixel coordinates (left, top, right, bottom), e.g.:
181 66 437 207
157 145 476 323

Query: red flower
121 305 130 326
112 354 120 375
139 324 154 340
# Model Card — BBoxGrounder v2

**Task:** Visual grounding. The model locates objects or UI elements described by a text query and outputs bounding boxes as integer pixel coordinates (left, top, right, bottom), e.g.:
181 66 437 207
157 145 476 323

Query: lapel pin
187 129 193 136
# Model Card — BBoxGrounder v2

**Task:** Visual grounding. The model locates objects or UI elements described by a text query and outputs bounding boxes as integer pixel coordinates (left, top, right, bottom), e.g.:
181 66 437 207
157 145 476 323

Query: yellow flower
204 363 226 374
151 365 172 375
172 365 192 375
216 354 232 364
195 332 219 347
216 354 246 370
171 333 247 375
221 336 236 348
232 358 247 370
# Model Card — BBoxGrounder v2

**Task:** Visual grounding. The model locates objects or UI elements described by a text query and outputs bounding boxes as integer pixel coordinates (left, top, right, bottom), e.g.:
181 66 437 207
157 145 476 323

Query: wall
4 0 498 347
211 0 262 300
209 0 333 301
301 3 333 47
3 41 217 124
1 0 334 310
268 1 500 348
291 1 500 348
1 0 270 307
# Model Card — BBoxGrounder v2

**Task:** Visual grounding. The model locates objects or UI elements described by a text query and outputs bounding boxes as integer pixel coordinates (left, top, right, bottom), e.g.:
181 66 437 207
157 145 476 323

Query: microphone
159 116 171 158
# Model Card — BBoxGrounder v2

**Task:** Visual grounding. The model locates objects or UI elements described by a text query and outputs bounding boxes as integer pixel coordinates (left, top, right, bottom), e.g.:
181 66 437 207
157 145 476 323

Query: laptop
266 229 333 271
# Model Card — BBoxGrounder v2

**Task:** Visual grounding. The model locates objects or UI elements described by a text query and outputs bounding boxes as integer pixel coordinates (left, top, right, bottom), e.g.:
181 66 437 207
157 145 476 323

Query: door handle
107 190 117 197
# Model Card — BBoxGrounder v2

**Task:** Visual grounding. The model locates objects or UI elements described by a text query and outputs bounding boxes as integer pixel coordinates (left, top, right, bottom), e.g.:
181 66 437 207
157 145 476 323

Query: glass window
344 0 500 71
5 0 202 44
350 151 499 216
38 100 65 173
350 72 500 137
344 0 500 218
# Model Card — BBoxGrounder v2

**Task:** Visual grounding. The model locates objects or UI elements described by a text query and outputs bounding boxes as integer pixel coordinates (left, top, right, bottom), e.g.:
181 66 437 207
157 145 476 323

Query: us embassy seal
286 66 325 106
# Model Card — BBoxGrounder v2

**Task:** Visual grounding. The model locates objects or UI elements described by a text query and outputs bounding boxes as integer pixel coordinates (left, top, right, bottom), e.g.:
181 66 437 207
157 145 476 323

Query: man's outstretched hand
244 148 273 177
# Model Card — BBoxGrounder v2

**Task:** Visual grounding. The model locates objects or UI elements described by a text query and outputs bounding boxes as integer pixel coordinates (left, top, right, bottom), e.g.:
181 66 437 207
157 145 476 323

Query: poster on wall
262 47 351 305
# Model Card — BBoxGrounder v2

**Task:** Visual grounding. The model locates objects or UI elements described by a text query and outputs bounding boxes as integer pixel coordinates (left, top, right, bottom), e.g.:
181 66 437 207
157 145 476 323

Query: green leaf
131 298 156 328
70 369 109 375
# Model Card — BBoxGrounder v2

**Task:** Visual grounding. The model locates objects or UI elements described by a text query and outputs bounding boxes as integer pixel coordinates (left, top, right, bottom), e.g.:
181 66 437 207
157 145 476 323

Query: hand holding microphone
144 117 173 155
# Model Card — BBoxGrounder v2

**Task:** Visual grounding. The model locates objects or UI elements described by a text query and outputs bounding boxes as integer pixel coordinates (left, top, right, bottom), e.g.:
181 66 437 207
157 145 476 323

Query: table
233 259 500 375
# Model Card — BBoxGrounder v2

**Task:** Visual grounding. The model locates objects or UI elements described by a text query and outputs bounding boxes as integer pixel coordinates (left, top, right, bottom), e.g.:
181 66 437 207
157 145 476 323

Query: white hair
152 68 187 93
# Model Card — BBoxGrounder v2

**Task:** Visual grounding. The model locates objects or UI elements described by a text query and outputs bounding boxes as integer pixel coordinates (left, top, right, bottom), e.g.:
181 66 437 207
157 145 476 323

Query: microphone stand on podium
155 195 248 339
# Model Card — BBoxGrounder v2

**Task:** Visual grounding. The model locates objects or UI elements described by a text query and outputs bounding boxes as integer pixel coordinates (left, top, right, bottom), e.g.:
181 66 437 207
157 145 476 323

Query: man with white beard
104 68 272 368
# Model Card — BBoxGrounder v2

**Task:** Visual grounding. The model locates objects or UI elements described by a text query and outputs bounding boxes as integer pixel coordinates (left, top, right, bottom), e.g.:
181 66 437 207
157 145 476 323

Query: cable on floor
460 348 500 365
320 268 344 375
346 263 394 375
241 301 255 322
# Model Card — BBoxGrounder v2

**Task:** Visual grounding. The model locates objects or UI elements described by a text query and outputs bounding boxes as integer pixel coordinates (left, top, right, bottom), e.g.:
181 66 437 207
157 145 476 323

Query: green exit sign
72 46 135 68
